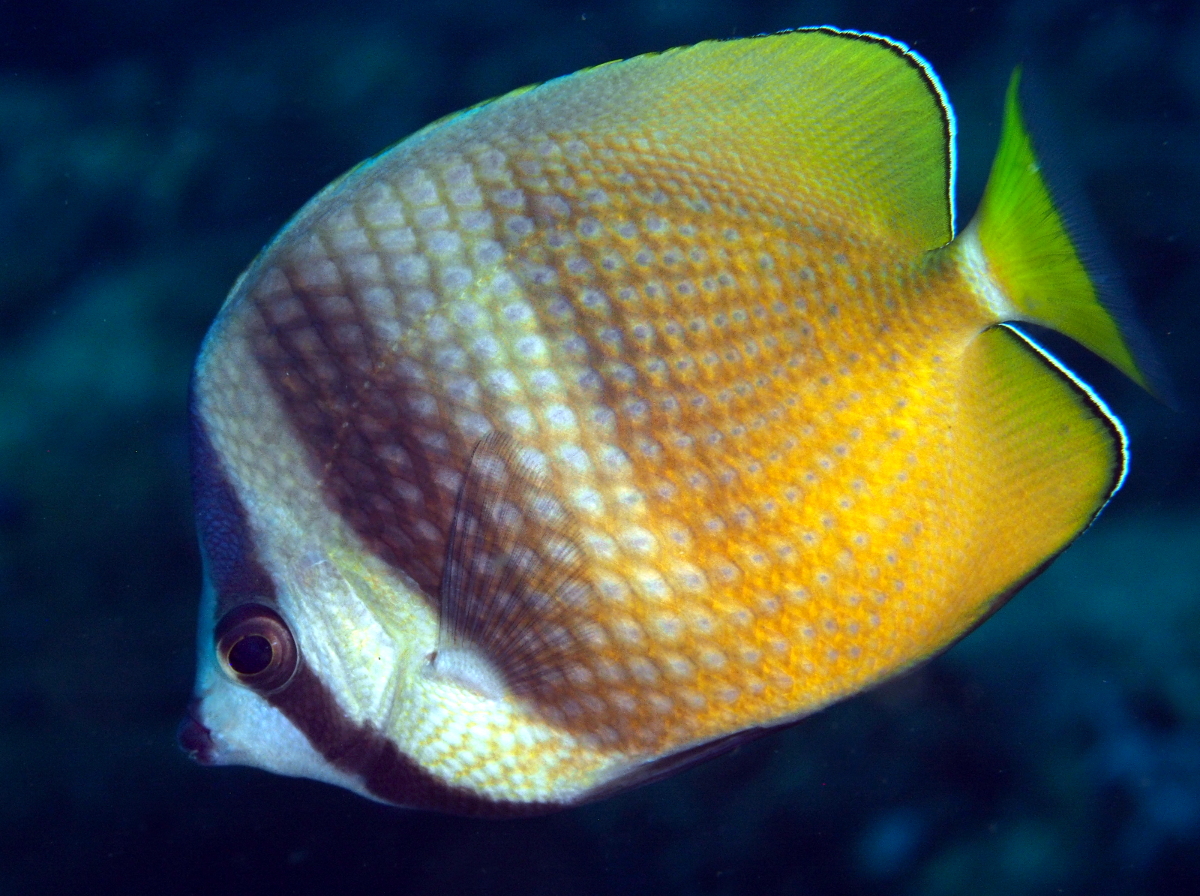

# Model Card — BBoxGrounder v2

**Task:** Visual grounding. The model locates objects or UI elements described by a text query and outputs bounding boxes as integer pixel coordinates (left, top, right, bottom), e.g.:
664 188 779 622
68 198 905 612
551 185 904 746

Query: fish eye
214 603 298 693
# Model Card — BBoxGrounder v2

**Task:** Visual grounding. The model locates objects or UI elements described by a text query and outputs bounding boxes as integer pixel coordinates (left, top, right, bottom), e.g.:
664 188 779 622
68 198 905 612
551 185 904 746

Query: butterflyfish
180 27 1159 815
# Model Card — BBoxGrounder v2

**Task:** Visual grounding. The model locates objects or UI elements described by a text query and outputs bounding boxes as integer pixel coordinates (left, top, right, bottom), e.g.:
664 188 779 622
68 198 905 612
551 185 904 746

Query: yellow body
189 30 1143 810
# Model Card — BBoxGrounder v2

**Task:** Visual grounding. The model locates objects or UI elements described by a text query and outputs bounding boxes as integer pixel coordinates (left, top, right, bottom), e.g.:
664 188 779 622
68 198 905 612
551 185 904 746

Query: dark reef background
2 0 1198 893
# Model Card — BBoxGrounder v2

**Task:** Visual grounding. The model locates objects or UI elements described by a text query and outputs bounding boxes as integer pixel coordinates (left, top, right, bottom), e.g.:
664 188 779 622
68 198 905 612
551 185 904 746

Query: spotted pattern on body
230 125 989 755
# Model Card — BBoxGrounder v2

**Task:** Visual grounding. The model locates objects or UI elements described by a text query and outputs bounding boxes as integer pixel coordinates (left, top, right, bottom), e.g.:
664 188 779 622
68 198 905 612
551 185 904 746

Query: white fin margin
800 26 958 235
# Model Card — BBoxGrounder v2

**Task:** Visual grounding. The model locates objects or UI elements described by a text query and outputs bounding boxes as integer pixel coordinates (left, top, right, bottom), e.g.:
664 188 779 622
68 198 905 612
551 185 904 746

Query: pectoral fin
434 432 593 701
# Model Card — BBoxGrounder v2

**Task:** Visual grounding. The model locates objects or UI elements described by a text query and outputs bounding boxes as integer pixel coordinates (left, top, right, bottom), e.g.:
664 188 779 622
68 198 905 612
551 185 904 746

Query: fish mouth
177 698 215 765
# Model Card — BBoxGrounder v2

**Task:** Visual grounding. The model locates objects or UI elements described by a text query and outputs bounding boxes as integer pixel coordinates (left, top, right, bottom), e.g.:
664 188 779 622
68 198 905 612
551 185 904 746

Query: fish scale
224 120 989 756
183 29 1150 813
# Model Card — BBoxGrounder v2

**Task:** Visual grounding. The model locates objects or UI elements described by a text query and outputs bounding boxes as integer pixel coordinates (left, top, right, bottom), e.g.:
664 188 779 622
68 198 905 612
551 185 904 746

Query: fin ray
437 432 592 697
953 325 1123 629
971 69 1164 396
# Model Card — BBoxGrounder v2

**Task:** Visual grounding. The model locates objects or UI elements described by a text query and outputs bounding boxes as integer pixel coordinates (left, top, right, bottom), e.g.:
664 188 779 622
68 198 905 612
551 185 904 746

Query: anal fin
956 324 1125 615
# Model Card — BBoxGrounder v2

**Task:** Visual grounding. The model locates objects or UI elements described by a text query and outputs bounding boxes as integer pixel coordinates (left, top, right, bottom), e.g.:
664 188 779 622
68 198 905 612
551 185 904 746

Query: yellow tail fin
974 69 1159 395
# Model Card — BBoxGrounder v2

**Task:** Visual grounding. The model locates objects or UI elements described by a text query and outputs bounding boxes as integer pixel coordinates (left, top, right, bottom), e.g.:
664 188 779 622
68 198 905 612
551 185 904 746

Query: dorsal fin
433 432 593 699
402 28 956 251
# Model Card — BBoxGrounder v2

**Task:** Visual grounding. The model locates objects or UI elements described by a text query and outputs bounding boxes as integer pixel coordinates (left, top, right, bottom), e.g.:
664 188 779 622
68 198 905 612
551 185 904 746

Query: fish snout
177 699 215 765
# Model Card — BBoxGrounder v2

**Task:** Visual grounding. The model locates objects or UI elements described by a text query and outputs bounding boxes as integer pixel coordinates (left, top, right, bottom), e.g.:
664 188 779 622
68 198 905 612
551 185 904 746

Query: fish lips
177 698 215 766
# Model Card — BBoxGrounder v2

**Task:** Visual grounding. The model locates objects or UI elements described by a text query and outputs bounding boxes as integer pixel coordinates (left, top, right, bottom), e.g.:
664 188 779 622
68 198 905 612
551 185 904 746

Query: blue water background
1 0 1197 892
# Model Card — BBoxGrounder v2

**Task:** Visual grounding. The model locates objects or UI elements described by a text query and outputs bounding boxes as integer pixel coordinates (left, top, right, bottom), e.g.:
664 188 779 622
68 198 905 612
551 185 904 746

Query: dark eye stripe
263 659 562 817
193 381 567 814
189 394 277 615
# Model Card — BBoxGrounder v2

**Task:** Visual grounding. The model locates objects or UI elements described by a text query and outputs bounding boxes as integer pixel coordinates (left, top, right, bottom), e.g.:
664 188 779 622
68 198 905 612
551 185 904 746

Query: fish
179 26 1160 816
